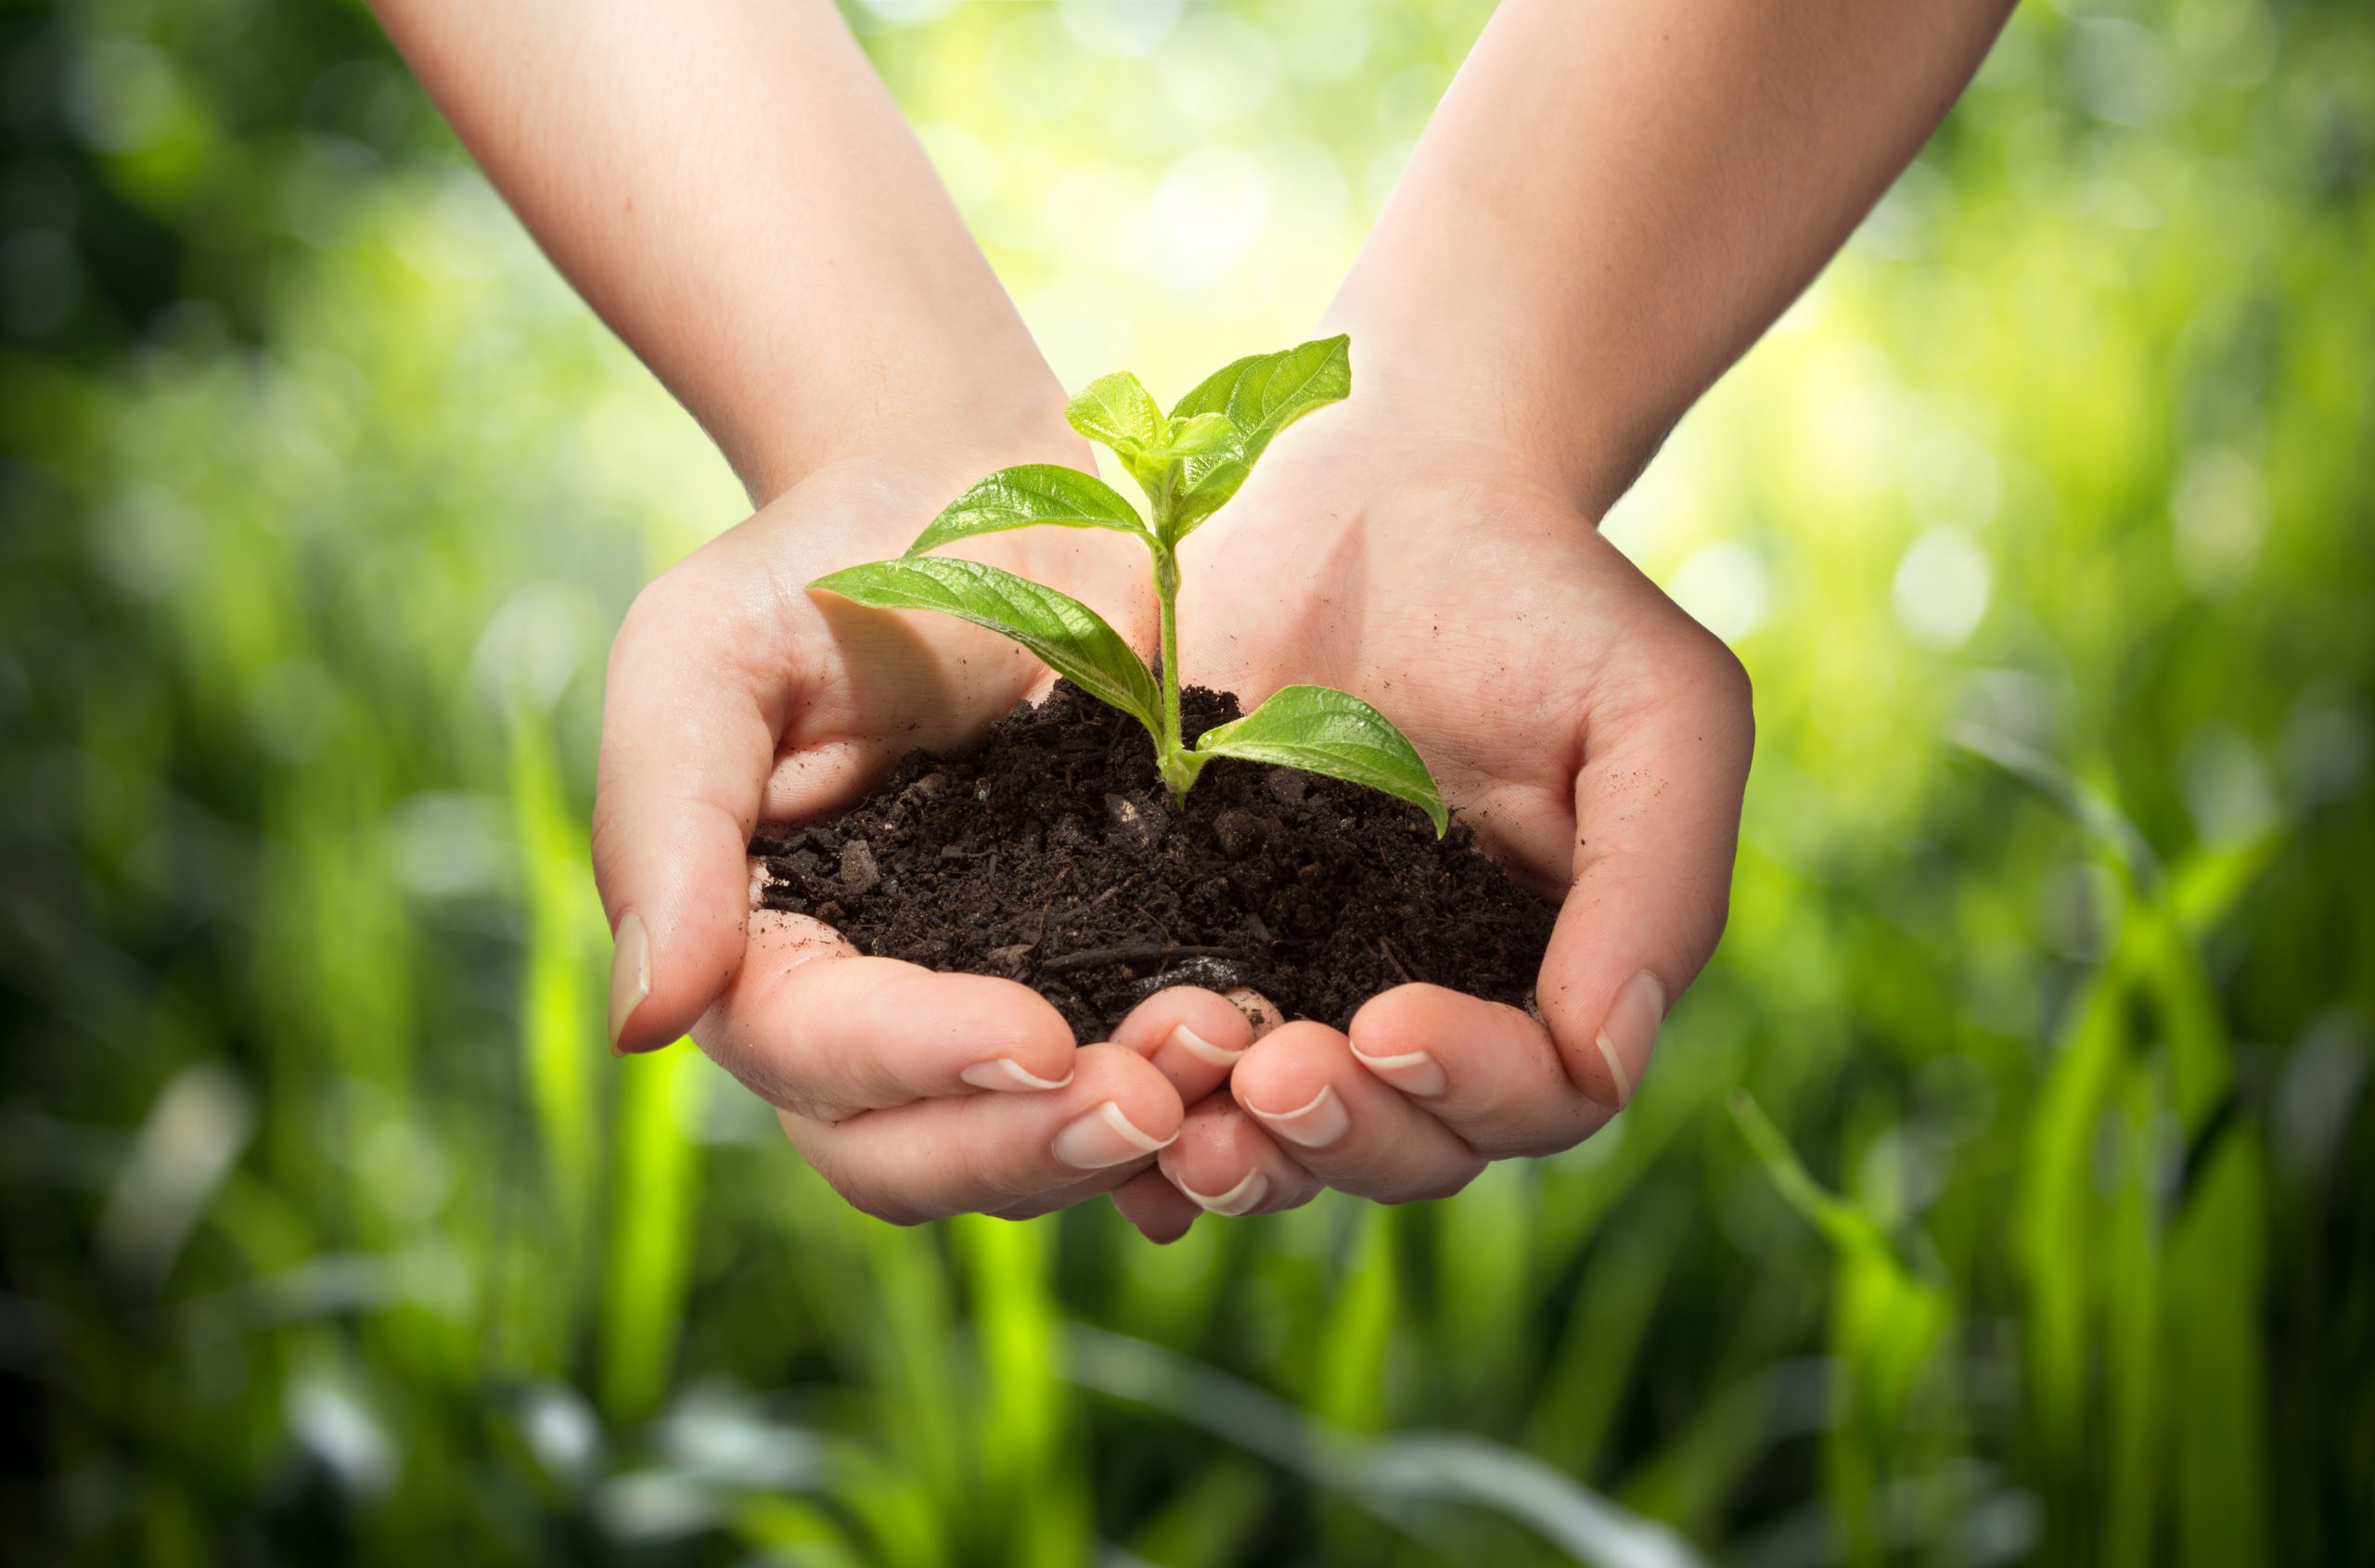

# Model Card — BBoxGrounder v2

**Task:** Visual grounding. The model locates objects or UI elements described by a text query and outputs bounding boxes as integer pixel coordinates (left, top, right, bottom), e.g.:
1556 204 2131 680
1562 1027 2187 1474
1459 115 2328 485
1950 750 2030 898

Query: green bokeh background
3 1 2370 1563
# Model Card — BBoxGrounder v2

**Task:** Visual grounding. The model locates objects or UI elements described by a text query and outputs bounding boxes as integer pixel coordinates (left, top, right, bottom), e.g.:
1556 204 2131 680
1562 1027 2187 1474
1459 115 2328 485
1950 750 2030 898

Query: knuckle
1682 623 1753 720
829 1165 929 1227
963 1136 1052 1210
788 1131 927 1227
845 1188 931 1227
610 552 788 686
1385 1164 1482 1205
612 568 700 669
1503 1130 1586 1161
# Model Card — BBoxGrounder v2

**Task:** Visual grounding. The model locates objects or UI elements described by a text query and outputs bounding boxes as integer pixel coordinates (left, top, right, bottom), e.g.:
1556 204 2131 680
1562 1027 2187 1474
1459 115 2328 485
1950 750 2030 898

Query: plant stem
1152 542 1191 803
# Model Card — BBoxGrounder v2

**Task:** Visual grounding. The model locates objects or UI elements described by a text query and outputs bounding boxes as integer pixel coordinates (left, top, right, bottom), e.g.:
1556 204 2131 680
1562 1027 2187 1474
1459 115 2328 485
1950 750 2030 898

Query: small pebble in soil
839 840 880 895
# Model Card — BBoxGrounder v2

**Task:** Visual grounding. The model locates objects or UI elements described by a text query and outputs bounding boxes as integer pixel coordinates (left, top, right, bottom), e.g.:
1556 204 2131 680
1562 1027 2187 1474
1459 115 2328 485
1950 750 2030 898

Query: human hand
597 439 1247 1222
1110 396 1753 1231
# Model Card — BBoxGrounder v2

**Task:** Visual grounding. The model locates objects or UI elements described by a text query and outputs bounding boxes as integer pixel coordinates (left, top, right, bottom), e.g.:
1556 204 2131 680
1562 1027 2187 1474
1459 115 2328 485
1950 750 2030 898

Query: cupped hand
595 440 1239 1222
1114 398 1754 1230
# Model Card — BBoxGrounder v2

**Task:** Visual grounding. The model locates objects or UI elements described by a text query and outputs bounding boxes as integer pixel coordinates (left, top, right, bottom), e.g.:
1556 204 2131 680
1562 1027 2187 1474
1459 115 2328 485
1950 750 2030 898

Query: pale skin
374 0 2013 1235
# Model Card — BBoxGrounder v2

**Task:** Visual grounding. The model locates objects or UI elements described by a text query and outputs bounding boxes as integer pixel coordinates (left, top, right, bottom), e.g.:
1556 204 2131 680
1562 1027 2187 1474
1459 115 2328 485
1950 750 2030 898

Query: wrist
738 336 1091 508
1318 302 1666 528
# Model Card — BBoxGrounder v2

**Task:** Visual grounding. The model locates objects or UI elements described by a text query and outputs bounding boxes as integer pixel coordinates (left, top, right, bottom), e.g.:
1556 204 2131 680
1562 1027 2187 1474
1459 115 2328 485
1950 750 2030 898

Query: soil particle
1212 808 1275 861
838 840 880 895
751 681 1559 1036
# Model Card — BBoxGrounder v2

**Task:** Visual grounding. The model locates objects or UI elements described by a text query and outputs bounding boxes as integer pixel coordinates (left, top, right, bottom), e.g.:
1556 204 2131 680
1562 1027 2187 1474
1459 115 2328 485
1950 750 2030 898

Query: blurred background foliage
2 0 2370 1562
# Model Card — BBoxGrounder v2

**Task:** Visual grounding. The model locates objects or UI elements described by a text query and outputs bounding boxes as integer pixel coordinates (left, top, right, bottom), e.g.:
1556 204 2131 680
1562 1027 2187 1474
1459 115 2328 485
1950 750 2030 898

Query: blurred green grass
2 0 2370 1562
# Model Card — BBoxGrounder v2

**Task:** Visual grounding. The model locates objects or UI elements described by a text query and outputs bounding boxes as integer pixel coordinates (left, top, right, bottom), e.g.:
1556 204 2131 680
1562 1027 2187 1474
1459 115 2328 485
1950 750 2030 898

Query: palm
626 446 1157 829
594 440 1153 1053
602 442 1237 1229
1115 414 1753 1235
1175 421 1663 897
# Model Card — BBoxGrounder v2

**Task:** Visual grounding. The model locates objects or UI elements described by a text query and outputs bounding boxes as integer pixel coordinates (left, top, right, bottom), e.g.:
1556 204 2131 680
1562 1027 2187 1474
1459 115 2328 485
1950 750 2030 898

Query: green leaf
1064 371 1162 452
905 464 1150 558
1126 413 1243 521
809 558 1161 736
1162 412 1240 458
1066 373 1200 504
1194 683 1446 835
1164 334 1352 538
1171 334 1354 458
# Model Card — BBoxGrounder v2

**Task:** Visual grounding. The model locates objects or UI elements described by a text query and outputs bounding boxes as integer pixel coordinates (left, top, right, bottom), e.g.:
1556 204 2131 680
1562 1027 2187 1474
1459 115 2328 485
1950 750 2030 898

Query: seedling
810 335 1447 834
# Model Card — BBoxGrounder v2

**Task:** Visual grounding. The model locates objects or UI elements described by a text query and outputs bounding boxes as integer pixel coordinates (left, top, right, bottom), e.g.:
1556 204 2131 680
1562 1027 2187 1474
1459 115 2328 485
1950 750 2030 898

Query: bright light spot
1957 668 2060 753
1806 346 1908 501
470 584 586 710
66 37 182 155
1061 0 1180 57
2275 1016 2370 1181
523 1387 601 1480
2085 169 2164 230
1772 276 1832 339
1138 147 1269 289
1858 160 1947 260
1374 63 1449 140
1274 0 1373 84
1668 541 1771 640
95 1065 254 1283
1159 11 1278 124
358 1112 455 1222
2171 445 2266 593
245 658 346 763
1903 430 2001 530
1892 526 1992 649
2071 18 2177 127
2041 861 2122 960
385 792 511 899
2175 0 2276 88
289 1376 396 1495
2178 723 2281 846
986 11 1088 119
422 174 520 280
1264 136 1351 240
1023 273 1136 389
2285 702 2372 805
1041 161 1142 272
93 482 201 599
854 0 954 24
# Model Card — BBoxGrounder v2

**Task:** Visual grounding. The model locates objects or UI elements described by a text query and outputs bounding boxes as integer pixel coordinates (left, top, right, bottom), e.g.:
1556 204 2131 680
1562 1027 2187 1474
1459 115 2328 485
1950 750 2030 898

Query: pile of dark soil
751 680 1558 1036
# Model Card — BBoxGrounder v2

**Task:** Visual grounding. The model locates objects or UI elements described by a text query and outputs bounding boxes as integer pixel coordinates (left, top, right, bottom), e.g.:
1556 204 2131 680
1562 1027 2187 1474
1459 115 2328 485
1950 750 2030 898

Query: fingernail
1179 1168 1269 1217
1165 1023 1244 1069
1592 970 1666 1109
608 910 650 1052
1349 1044 1447 1097
1053 1102 1175 1170
1250 1085 1349 1150
960 1058 1075 1092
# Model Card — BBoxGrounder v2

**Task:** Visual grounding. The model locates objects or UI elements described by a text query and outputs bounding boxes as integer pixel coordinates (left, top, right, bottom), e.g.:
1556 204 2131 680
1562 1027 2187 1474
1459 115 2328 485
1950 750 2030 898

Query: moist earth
751 680 1559 1037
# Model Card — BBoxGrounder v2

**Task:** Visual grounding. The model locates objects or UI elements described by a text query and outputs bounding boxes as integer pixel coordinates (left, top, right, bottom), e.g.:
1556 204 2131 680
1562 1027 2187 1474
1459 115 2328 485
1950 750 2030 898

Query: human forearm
374 0 1068 502
1329 0 2013 515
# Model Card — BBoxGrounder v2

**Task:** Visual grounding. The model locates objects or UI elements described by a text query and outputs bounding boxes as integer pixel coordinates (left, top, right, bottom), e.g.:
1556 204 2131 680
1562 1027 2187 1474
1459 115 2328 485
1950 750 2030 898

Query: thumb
594 568 797 1054
1538 623 1753 1109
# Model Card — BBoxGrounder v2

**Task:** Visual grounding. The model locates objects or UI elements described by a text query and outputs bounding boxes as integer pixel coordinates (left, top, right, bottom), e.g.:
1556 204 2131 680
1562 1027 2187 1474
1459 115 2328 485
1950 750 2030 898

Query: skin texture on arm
1332 0 2020 517
1123 0 2015 1237
371 0 1059 505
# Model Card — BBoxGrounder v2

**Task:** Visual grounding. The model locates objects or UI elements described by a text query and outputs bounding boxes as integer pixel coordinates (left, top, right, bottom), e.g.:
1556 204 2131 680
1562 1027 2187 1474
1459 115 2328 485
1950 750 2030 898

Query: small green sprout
809 335 1448 834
